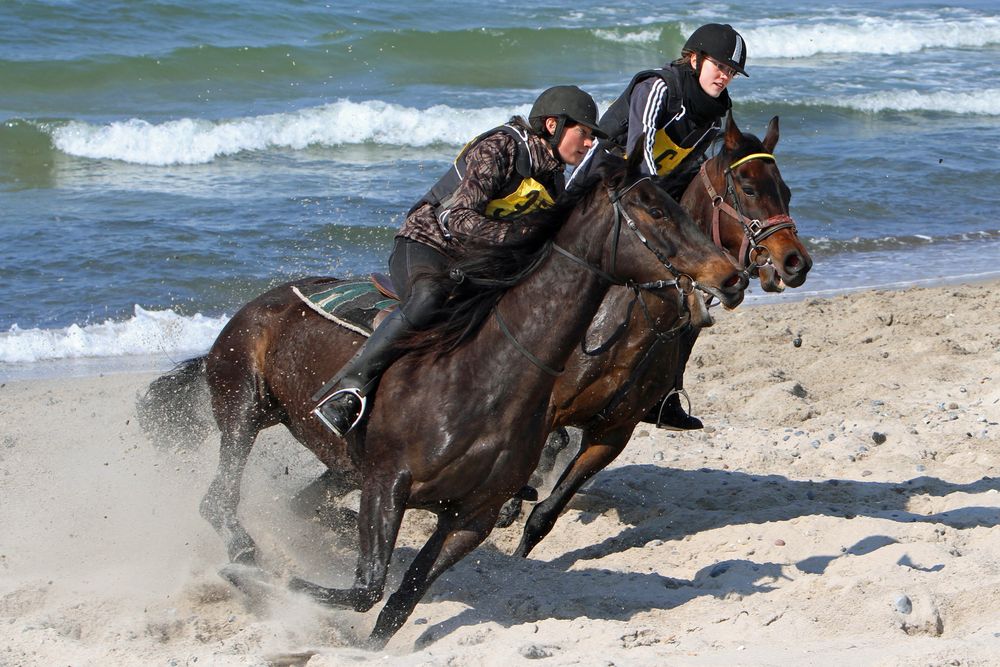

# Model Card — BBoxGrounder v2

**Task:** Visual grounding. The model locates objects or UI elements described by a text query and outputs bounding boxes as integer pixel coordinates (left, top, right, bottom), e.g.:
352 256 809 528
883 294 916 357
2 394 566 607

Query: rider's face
692 52 738 98
546 119 595 166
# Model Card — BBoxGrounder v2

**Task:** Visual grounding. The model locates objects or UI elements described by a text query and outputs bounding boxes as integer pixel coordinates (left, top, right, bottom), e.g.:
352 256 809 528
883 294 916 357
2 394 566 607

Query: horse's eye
741 186 757 198
648 207 664 219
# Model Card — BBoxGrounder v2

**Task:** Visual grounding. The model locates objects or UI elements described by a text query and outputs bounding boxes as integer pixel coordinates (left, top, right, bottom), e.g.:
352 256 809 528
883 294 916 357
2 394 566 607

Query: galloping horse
509 113 812 558
146 149 747 648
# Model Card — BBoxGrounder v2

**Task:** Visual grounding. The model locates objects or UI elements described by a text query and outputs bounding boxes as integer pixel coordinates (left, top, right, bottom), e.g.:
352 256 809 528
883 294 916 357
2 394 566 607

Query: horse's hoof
288 576 338 605
495 498 522 528
289 576 380 612
512 540 533 559
288 575 311 593
514 485 538 501
230 546 258 566
219 564 279 602
362 634 390 652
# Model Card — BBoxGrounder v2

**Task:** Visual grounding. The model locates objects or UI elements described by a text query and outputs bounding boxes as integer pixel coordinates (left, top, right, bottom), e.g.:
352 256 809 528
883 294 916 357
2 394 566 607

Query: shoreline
4 272 1000 384
1 277 999 665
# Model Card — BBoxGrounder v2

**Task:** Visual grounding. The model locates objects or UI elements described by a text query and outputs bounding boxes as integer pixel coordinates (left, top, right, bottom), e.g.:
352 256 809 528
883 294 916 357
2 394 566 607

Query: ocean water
2 0 999 378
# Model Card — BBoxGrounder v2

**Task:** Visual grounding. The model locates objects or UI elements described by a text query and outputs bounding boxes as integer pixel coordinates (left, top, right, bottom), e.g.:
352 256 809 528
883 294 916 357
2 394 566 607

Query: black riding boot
312 309 411 437
641 325 702 430
641 389 703 430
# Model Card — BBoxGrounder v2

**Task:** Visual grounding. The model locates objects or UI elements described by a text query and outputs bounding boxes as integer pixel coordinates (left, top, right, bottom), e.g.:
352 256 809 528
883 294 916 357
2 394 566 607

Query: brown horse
509 113 812 558
146 149 747 648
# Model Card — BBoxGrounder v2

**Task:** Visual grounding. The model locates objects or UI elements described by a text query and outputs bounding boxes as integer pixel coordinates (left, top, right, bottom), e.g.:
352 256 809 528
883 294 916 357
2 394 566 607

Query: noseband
699 153 799 274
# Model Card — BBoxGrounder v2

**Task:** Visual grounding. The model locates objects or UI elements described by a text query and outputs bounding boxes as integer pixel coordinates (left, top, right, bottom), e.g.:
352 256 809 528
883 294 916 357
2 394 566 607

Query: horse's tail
136 356 214 451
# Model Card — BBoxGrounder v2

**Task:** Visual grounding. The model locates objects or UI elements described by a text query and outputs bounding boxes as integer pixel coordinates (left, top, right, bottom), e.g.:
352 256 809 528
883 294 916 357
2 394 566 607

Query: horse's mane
401 161 625 358
399 201 573 357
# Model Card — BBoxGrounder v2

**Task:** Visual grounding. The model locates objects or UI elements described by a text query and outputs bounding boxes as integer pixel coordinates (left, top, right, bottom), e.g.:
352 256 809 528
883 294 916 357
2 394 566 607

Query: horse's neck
680 162 718 239
494 204 618 371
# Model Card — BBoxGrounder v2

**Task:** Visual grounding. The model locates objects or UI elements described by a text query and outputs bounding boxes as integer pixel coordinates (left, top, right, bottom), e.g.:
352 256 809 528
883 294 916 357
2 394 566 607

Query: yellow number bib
484 177 556 219
649 128 695 175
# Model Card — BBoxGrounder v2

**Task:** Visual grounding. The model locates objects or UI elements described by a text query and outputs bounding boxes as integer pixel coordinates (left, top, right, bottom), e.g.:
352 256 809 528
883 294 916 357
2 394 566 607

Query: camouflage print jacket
397 125 564 258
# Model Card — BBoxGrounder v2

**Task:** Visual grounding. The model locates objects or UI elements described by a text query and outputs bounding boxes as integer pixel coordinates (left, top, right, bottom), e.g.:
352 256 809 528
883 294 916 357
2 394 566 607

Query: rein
494 306 564 376
699 153 798 273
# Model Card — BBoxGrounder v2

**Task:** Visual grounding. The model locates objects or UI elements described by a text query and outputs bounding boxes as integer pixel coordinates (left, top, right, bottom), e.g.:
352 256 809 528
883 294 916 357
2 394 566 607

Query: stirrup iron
655 388 695 431
312 387 367 437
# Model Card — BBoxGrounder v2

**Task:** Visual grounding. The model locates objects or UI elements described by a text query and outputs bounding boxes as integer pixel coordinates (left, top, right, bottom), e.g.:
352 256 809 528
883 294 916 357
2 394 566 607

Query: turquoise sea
2 0 999 378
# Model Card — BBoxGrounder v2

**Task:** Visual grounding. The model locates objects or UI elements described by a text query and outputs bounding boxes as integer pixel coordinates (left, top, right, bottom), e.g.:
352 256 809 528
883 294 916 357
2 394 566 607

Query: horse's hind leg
200 397 263 565
367 505 499 649
513 426 631 558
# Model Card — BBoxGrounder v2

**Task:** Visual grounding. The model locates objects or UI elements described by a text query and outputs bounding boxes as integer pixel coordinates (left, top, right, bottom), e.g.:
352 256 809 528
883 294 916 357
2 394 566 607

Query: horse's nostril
786 254 801 270
725 273 743 289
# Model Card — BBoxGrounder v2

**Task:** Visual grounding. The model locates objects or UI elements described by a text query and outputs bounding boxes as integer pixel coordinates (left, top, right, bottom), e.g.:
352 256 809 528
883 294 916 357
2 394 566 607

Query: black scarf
675 62 731 125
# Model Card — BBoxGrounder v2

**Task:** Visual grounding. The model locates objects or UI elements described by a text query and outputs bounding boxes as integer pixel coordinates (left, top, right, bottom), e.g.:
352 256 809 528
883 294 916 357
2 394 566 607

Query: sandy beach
1 279 998 667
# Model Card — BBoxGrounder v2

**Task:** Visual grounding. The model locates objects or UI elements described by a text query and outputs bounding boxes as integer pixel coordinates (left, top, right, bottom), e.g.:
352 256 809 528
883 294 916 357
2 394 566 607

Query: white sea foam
817 88 1000 115
591 27 663 44
50 100 531 166
50 78 1000 169
591 11 1000 56
742 13 1000 59
0 306 227 364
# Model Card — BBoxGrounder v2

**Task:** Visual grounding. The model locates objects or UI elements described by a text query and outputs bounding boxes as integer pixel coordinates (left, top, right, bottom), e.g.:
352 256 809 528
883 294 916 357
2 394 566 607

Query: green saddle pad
292 278 398 337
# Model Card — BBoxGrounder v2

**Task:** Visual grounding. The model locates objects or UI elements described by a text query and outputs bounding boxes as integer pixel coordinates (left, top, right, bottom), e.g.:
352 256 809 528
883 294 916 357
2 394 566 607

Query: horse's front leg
367 503 500 650
513 426 632 558
496 427 574 528
289 467 363 534
290 469 411 612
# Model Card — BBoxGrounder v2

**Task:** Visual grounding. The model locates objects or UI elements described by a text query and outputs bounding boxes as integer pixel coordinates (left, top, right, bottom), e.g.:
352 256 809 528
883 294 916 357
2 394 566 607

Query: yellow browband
728 152 776 170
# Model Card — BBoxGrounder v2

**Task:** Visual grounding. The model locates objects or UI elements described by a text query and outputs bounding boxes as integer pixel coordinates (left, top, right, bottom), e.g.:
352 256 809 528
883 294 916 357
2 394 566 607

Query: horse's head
682 113 812 292
583 146 748 318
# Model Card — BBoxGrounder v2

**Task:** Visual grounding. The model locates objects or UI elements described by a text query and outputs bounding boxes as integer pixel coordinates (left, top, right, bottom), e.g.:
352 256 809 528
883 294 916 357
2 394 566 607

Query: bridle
699 152 798 275
549 177 700 295
494 177 720 377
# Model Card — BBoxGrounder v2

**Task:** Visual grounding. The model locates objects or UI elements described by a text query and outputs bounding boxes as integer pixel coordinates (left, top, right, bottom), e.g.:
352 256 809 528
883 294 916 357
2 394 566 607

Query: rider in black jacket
567 23 750 429
312 86 606 438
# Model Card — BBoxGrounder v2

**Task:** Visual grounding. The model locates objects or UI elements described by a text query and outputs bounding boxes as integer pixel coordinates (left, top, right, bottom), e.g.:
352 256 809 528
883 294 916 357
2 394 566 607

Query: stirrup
312 387 367 437
655 388 698 431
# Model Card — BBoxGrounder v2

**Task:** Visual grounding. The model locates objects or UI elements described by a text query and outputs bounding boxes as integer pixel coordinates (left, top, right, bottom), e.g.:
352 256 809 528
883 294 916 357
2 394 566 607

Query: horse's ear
589 146 627 192
763 115 780 153
723 111 741 152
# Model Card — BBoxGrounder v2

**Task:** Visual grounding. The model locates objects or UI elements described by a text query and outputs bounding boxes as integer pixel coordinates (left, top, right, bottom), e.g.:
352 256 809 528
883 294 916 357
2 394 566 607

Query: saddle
292 273 399 337
370 272 398 300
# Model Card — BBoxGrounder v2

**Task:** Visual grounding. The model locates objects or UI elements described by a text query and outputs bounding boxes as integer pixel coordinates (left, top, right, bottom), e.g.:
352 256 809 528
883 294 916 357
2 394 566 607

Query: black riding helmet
529 85 608 154
684 23 749 77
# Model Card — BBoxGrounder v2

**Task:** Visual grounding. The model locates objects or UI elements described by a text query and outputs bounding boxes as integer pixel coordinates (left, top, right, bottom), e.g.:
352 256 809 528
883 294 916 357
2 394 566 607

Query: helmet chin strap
549 116 568 163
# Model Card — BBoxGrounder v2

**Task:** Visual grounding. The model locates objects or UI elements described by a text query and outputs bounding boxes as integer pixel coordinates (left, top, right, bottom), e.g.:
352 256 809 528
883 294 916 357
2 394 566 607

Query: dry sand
1 280 998 666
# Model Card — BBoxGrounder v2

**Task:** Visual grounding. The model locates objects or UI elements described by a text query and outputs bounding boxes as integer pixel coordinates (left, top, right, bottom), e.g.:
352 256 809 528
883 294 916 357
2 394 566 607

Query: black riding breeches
388 237 452 330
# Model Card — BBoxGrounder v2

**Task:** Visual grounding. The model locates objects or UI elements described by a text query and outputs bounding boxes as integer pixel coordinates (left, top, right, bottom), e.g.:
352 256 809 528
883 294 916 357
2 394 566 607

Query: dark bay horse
146 150 747 648
509 113 813 558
